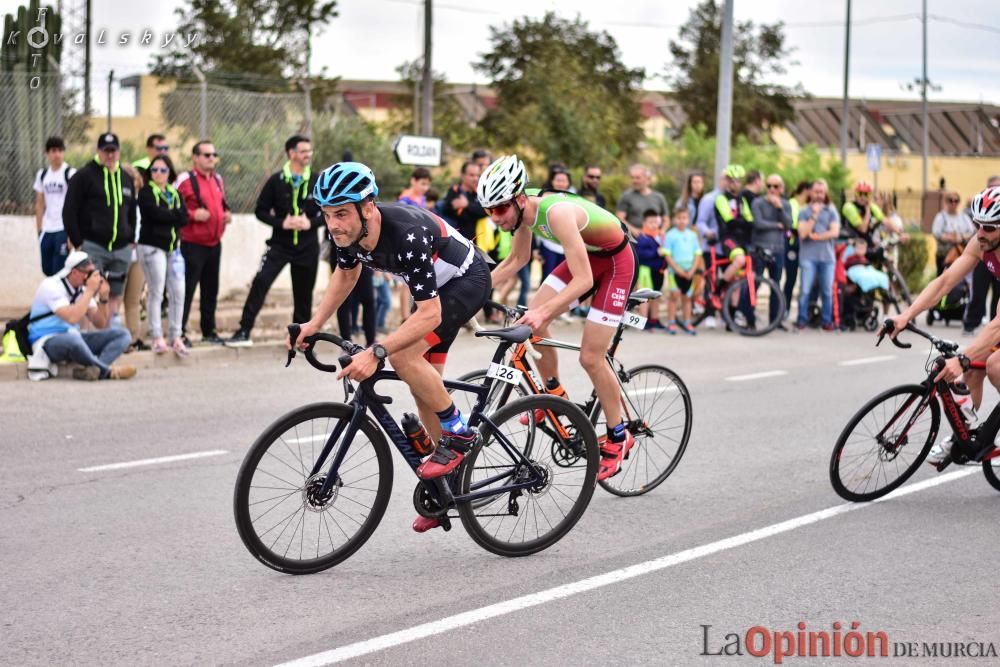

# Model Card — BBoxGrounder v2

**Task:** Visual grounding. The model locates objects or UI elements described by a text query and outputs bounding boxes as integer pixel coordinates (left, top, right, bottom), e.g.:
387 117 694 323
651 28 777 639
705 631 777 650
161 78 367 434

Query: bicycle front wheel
829 385 939 502
458 394 599 557
233 402 393 574
594 365 693 496
983 454 1000 492
722 275 786 336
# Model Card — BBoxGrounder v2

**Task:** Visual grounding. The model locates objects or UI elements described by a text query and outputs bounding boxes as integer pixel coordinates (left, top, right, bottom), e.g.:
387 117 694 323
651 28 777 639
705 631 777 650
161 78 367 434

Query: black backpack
39 165 75 188
187 170 230 211
3 310 52 358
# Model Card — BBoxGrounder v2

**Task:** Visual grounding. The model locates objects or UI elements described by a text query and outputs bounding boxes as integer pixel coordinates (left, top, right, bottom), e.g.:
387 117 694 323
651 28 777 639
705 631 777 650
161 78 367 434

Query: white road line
77 449 229 472
724 370 788 382
838 355 897 367
275 468 977 667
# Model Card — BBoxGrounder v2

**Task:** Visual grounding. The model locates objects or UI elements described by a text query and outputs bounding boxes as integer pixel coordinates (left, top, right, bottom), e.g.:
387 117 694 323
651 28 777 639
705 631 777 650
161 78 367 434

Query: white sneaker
704 315 717 329
926 437 953 466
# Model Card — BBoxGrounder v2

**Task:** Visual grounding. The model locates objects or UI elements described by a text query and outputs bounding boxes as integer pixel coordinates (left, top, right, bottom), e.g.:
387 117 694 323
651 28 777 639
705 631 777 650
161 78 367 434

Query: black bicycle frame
309 341 550 504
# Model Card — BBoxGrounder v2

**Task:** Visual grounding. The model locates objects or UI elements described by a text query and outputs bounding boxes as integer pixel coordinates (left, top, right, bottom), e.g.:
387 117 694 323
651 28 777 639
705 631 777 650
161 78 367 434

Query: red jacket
176 168 228 247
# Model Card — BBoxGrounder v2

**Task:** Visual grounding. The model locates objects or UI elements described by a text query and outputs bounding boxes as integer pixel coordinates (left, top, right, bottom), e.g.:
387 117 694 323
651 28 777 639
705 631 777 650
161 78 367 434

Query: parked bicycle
829 319 1000 502
452 290 692 497
233 324 598 574
692 246 786 336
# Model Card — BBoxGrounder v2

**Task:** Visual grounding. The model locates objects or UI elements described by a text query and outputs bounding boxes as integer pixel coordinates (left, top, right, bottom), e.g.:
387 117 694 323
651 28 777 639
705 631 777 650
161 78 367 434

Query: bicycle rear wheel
593 365 693 496
829 385 939 502
233 402 393 574
721 275 786 336
983 453 1000 492
458 394 598 557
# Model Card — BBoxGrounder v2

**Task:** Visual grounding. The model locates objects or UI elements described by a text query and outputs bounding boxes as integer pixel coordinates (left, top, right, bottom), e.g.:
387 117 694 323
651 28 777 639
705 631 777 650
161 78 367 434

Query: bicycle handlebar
877 318 959 355
286 324 392 404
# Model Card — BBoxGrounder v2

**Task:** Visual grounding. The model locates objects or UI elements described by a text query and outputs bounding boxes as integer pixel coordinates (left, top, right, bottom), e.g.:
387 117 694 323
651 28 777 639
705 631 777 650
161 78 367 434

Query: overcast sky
4 0 999 112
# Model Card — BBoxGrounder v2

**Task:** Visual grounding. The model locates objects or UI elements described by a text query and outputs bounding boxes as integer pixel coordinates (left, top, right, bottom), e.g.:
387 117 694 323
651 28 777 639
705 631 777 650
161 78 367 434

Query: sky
3 0 999 114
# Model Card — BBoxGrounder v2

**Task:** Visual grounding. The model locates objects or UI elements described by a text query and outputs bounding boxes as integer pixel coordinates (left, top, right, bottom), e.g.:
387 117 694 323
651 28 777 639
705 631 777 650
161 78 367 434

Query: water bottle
401 413 434 457
170 249 185 278
957 396 978 426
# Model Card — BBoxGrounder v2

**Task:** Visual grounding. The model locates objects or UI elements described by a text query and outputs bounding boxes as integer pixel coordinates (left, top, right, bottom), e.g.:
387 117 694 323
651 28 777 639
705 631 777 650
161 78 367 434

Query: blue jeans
798 258 835 326
374 278 392 329
516 264 531 307
42 328 131 377
39 230 68 276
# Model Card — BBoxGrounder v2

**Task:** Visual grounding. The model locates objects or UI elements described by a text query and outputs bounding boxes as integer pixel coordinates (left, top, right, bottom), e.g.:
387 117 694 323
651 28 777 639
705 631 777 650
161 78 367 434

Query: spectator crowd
7 127 998 382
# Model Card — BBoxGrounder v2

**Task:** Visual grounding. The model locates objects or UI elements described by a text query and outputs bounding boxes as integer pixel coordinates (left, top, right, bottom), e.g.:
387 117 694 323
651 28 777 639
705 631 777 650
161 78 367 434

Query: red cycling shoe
412 515 441 532
596 430 634 481
416 431 476 480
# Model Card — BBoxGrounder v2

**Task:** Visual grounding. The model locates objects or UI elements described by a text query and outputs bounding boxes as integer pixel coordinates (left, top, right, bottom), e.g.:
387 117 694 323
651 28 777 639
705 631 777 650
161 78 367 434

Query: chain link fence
162 82 311 212
0 70 62 214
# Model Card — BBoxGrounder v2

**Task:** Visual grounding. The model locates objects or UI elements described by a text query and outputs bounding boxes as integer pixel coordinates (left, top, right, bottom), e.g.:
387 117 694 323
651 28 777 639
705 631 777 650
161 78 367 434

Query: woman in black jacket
136 155 189 355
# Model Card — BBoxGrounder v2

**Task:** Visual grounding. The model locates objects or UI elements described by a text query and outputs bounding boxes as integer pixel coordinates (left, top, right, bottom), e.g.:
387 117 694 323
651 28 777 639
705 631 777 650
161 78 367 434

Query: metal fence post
106 69 113 132
194 66 208 138
301 79 313 137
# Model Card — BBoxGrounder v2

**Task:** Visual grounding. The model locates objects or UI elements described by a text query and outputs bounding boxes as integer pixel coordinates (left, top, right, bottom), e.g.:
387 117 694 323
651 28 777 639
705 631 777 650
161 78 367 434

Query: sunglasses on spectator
946 198 960 204
155 145 169 152
585 173 601 180
150 166 169 174
198 152 219 158
766 183 782 189
973 221 1000 232
485 201 514 216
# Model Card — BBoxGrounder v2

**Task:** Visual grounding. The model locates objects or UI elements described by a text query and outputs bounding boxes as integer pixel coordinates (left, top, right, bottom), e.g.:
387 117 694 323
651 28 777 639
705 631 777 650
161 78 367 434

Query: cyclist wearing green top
481 155 638 482
713 164 754 285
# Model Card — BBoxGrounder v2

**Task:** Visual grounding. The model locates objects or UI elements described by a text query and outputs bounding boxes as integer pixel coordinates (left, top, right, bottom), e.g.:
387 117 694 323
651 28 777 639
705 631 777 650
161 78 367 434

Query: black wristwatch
370 343 388 361
958 354 971 372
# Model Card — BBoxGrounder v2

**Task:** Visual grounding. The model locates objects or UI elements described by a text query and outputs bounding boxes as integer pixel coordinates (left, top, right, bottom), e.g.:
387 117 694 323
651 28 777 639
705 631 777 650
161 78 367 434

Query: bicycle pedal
439 516 452 532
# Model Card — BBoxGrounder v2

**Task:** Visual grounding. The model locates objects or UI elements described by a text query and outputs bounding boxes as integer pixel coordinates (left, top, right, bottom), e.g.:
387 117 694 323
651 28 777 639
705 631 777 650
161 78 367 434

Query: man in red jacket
176 140 231 345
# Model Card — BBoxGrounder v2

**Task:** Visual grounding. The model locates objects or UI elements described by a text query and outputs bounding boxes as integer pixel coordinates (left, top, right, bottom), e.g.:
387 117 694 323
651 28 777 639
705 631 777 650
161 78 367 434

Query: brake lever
286 324 301 367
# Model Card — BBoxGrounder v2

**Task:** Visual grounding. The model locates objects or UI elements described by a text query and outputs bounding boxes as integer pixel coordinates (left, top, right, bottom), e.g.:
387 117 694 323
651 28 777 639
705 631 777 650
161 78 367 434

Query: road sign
393 135 442 167
866 143 882 173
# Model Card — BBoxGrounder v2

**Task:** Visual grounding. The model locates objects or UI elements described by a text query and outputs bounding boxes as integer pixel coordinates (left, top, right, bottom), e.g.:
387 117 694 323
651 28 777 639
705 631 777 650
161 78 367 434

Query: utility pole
84 0 91 113
921 0 928 192
106 69 113 132
713 0 734 179
840 0 851 165
420 0 433 136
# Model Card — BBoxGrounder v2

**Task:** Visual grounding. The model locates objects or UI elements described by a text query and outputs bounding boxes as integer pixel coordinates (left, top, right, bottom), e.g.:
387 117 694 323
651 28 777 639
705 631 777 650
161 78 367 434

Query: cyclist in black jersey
291 163 491 532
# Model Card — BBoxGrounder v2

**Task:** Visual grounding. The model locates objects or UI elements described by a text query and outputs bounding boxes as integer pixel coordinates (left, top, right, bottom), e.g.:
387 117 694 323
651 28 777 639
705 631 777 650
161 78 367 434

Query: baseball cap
57 250 95 278
97 133 120 150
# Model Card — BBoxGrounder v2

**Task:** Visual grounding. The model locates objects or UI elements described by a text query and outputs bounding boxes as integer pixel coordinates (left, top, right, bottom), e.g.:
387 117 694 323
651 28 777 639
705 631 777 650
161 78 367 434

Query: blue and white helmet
313 162 379 207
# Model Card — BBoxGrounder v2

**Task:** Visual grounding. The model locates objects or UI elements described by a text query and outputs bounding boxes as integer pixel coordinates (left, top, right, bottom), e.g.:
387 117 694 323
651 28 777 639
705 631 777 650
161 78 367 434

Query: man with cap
26 250 136 380
62 132 138 321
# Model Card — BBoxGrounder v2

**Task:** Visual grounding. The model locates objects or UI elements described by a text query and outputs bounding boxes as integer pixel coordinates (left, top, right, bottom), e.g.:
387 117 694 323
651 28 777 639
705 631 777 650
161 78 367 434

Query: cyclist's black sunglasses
973 221 1000 232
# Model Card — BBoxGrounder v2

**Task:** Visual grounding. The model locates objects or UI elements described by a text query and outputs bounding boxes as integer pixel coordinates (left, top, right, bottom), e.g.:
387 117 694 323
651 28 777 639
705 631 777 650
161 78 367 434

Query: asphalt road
4 321 1000 666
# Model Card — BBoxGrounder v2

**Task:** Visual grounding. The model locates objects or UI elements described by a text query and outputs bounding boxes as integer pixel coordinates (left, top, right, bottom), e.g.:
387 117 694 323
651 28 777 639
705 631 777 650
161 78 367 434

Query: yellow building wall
845 152 1000 199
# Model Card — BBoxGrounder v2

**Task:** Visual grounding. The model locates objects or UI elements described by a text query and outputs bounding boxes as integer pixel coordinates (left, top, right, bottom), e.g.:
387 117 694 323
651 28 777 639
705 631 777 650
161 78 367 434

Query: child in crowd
424 188 440 211
635 209 668 331
398 167 432 208
661 206 702 335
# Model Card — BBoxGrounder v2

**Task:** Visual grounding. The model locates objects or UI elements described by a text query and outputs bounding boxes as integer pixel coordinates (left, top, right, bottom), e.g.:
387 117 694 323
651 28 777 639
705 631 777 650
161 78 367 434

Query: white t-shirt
33 163 74 233
27 275 96 345
931 210 974 252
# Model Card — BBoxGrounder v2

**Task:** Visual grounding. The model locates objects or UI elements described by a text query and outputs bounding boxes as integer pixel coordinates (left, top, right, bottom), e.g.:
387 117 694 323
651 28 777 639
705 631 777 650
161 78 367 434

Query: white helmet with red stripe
478 155 528 208
971 186 1000 223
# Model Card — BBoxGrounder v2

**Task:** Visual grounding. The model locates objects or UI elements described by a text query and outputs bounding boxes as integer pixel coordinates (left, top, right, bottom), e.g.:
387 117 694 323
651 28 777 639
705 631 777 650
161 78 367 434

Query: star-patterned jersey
333 202 475 301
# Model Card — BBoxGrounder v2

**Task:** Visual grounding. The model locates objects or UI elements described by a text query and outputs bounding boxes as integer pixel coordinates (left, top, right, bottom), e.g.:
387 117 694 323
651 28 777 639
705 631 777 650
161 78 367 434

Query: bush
897 231 935 293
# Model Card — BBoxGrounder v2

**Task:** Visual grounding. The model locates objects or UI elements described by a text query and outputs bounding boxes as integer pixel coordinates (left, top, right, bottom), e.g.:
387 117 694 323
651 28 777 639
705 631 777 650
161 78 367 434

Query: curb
0 340 289 382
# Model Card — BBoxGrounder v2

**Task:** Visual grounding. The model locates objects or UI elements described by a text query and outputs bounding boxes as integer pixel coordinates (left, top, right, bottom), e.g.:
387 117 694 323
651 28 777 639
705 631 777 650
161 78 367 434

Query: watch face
373 344 387 359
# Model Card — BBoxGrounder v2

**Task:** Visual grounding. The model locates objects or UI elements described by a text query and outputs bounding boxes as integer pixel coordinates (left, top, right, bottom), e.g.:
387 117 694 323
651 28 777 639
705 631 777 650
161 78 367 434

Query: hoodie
62 156 137 251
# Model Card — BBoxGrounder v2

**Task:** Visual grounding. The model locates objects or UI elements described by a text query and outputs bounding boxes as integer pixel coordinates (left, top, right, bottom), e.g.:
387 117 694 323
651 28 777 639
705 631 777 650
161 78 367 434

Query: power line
928 14 1000 35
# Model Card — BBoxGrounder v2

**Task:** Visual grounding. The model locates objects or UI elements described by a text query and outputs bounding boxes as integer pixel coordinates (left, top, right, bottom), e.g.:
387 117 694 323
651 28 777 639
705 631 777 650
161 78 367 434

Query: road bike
692 246 786 336
233 324 598 574
829 319 1000 501
452 290 692 497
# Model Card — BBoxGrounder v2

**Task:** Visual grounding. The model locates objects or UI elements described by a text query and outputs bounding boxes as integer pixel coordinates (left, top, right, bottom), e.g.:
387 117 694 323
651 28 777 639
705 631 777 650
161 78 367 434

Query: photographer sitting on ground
27 251 137 381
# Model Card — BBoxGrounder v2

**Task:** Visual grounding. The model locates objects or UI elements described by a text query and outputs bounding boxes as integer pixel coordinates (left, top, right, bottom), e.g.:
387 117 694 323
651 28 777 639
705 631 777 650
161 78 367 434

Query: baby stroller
805 242 885 331
926 243 969 327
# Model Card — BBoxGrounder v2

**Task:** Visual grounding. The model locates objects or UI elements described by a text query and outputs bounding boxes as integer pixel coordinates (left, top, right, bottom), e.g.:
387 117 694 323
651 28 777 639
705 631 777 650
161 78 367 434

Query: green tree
475 12 645 169
666 0 802 137
151 0 338 90
311 113 409 199
384 59 484 155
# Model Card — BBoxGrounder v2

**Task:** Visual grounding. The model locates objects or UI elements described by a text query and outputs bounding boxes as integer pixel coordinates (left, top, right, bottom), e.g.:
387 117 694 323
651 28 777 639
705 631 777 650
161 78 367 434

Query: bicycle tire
593 364 693 497
721 275 786 336
983 455 1000 492
829 385 939 502
233 402 393 574
457 394 598 557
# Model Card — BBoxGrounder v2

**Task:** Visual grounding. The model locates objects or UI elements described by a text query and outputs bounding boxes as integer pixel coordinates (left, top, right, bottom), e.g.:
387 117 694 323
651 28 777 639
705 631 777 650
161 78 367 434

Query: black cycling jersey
333 203 475 301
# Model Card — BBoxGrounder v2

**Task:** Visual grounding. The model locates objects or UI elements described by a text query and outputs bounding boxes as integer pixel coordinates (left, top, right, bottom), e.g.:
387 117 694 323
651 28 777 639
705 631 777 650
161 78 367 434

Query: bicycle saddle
474 324 532 343
628 288 662 303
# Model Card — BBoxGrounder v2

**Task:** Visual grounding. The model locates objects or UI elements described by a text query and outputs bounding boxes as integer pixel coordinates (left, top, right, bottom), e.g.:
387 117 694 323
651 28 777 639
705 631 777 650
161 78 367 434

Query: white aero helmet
478 154 528 208
971 186 1000 223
